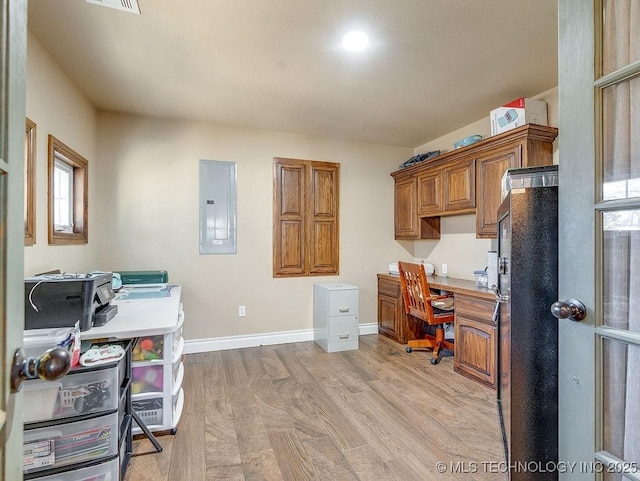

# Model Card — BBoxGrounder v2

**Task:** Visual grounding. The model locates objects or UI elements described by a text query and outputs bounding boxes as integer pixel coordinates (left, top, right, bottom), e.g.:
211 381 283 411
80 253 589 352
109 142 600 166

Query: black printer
24 272 118 331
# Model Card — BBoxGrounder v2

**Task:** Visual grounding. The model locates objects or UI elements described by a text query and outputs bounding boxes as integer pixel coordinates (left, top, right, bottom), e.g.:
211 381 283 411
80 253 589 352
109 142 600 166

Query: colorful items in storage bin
132 335 163 361
131 365 163 394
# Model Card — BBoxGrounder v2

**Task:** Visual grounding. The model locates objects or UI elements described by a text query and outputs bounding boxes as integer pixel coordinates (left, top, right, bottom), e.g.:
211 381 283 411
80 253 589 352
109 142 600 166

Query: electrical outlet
441 264 448 275
239 305 246 317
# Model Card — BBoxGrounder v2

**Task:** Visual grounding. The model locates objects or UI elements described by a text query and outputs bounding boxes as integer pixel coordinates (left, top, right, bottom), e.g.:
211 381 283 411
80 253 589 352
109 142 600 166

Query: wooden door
1 1 28 479
475 146 521 238
394 174 419 238
443 157 476 213
417 169 442 216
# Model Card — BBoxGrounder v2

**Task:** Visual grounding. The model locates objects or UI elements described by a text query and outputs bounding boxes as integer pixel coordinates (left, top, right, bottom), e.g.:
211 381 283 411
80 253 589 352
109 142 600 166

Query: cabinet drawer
328 290 358 317
27 456 119 481
328 316 359 344
23 412 119 475
454 294 496 323
24 365 119 424
378 277 400 298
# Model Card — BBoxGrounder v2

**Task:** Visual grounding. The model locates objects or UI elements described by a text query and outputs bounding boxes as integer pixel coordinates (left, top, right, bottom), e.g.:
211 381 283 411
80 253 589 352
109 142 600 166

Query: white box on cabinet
313 283 359 353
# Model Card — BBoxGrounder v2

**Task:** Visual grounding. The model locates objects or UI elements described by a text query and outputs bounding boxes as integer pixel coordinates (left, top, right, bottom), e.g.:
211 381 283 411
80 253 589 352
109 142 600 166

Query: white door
558 0 640 479
0 1 28 480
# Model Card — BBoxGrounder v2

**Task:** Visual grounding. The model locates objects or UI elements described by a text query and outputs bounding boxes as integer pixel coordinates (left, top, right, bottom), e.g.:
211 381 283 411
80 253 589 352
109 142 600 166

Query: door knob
10 347 71 393
550 299 587 322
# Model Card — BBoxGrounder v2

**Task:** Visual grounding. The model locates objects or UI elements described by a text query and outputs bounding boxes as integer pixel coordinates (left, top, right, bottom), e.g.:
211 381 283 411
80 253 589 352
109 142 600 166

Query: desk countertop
377 273 495 301
82 284 183 340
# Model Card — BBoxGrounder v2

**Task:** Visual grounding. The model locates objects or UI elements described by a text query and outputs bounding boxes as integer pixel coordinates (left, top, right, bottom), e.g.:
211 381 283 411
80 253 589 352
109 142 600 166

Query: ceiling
27 0 558 148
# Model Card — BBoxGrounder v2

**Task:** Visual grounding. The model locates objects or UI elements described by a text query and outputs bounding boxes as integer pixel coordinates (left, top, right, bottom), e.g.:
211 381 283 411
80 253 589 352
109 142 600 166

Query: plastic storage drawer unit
26 456 118 481
23 412 119 475
24 364 120 424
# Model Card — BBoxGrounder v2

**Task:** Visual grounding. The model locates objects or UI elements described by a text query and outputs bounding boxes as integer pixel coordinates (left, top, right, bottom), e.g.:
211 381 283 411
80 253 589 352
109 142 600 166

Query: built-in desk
377 274 498 389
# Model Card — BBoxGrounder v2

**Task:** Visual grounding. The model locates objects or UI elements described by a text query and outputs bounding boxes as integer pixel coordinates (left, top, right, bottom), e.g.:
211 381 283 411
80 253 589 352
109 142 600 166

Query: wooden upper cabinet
475 146 520 237
395 174 419 237
417 170 442 216
273 158 339 277
395 173 440 240
443 157 475 213
391 124 558 240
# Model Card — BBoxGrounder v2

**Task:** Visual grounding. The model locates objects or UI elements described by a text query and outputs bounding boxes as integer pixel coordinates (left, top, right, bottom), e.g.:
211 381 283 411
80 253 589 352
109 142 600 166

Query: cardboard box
490 97 548 135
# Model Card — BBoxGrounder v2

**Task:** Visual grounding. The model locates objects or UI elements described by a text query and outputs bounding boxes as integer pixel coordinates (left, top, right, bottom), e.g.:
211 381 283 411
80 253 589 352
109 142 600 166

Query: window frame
47 135 88 245
24 117 36 246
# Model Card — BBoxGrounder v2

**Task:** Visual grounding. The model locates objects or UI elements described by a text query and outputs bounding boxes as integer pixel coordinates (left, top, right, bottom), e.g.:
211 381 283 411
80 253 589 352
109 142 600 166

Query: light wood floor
125 334 506 481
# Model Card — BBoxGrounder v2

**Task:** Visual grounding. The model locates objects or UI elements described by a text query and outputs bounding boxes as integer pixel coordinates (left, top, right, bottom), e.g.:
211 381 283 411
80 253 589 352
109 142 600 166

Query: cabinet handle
338 307 350 313
338 333 350 339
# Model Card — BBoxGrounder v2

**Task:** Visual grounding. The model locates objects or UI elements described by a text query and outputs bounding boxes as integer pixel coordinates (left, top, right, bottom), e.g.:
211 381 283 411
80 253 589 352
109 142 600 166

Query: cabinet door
454 315 497 389
394 175 419 239
443 158 476 213
475 146 521 238
417 169 442 216
377 294 402 342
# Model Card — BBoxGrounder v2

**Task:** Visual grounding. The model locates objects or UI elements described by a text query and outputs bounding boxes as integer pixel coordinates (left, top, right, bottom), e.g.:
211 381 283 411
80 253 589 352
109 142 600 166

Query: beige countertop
378 273 495 301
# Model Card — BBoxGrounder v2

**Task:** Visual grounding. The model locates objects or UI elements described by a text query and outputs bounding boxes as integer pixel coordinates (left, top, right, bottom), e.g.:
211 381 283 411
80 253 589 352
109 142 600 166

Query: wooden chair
398 261 455 365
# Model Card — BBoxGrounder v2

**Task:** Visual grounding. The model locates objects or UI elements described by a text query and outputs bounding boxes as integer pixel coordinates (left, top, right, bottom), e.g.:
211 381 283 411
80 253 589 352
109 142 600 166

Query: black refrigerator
496 165 559 481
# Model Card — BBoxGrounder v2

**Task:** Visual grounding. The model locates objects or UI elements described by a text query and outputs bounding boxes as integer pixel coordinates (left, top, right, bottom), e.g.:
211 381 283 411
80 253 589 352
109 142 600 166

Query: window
48 135 88 245
273 157 339 277
24 118 36 245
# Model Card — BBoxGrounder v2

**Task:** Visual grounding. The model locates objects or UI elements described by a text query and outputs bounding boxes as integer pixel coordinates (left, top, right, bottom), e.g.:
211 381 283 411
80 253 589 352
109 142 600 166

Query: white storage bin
132 387 183 432
132 360 183 396
27 456 118 481
24 364 119 424
23 412 118 474
23 381 62 424
54 366 119 420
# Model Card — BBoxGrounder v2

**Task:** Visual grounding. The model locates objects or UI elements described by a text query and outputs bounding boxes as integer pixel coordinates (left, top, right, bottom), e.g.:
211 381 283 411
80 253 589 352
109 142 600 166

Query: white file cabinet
313 283 359 353
131 304 185 434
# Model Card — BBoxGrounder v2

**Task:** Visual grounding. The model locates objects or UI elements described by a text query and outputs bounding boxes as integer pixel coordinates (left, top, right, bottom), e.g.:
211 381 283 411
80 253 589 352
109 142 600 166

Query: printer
24 272 118 331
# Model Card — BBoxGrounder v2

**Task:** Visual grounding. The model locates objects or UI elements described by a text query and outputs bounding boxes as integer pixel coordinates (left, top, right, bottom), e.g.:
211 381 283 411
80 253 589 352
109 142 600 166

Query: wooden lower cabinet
377 274 427 344
454 294 497 389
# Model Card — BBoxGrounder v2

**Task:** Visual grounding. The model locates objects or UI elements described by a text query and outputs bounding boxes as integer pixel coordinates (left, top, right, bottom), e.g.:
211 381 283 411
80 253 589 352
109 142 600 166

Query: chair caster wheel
430 357 439 365
406 347 413 353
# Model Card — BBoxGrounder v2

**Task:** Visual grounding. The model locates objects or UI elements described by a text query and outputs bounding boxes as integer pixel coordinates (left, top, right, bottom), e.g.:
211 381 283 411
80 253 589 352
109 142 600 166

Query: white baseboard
184 322 378 354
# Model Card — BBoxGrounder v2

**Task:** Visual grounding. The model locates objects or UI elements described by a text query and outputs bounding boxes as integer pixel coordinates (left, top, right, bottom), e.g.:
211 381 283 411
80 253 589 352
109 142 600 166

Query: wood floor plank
268 430 316 481
126 334 507 481
342 445 401 481
303 436 360 481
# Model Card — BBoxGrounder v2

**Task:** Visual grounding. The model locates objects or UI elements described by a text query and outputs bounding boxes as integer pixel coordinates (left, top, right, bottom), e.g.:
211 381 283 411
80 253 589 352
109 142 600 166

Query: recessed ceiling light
342 31 369 52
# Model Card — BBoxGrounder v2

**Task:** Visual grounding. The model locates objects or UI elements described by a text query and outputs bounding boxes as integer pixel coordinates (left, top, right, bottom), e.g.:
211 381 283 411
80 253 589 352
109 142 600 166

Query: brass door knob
10 347 71 393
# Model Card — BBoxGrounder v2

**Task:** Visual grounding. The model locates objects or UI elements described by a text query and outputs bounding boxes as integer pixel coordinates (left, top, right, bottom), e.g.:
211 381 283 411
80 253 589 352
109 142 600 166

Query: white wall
24 29 559 345
25 28 98 274
91 113 412 341
410 87 559 280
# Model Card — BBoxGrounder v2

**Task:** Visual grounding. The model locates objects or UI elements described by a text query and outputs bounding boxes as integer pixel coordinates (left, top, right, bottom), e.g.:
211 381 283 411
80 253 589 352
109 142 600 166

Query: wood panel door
308 163 339 275
417 169 442 216
394 174 419 239
475 146 521 238
443 157 476 213
273 158 339 277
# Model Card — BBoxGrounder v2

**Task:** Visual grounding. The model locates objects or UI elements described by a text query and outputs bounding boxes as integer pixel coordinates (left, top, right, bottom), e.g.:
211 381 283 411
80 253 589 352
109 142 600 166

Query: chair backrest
398 261 452 326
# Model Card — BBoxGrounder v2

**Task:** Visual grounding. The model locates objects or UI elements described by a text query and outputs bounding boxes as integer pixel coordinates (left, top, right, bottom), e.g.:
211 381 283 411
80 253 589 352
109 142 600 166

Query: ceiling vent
86 0 140 14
